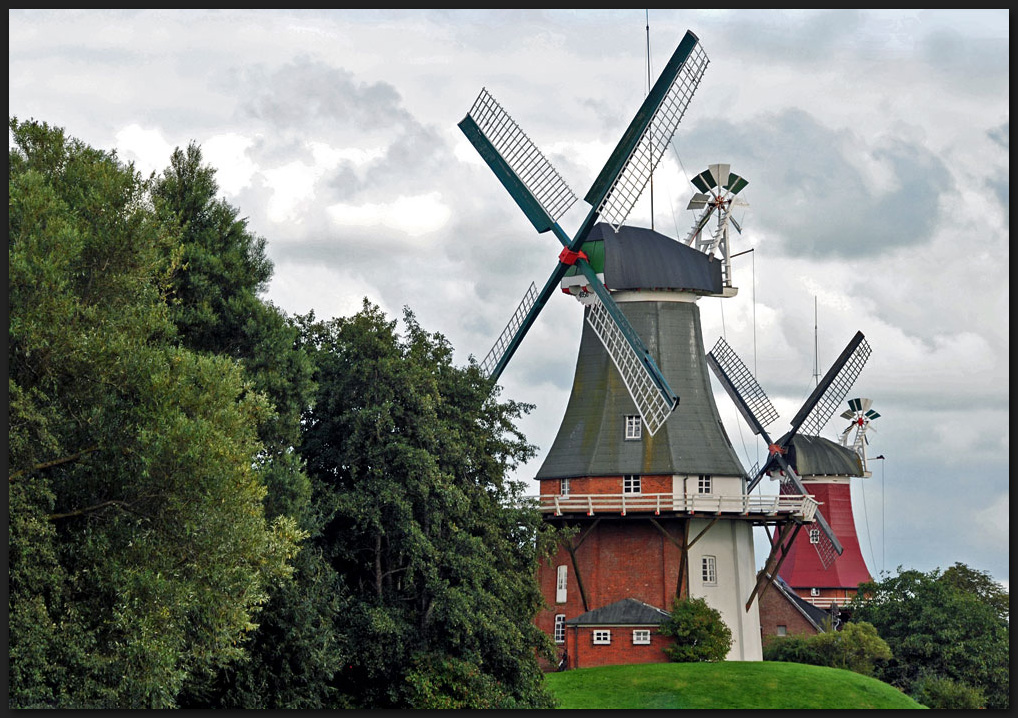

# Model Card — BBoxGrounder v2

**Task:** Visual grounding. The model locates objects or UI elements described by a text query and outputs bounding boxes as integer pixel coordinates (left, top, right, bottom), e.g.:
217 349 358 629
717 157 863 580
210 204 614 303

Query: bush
658 597 732 663
763 621 890 677
910 674 985 709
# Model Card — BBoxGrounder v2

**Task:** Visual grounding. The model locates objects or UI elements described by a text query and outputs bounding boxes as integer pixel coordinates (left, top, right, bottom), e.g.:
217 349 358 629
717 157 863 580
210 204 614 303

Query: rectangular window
554 614 566 644
702 555 717 585
560 478 570 496
632 629 651 645
625 415 642 440
623 474 641 494
697 475 712 494
809 528 820 544
810 587 821 597
556 565 568 603
776 625 787 637
593 630 611 645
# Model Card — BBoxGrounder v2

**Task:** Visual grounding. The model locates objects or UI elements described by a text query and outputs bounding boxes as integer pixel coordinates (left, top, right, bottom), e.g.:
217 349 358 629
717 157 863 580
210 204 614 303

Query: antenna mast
813 296 820 386
646 10 654 230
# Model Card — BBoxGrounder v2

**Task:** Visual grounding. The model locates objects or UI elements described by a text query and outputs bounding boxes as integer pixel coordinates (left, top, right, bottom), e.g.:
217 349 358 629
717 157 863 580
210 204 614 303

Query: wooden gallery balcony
530 492 820 522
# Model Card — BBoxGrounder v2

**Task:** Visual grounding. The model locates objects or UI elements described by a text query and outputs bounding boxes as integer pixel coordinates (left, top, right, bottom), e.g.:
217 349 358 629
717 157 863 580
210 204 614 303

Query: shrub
910 674 985 709
763 621 891 677
658 597 732 663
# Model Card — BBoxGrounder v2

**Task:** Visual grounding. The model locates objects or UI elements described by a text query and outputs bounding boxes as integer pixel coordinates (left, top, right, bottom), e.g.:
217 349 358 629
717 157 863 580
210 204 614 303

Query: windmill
839 398 880 473
459 30 832 665
458 30 711 436
706 332 874 607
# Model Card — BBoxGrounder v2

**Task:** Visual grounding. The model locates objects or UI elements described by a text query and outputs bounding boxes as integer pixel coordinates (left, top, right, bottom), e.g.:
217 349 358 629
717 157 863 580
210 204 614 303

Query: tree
659 597 733 662
9 118 301 708
294 302 556 708
850 565 1008 710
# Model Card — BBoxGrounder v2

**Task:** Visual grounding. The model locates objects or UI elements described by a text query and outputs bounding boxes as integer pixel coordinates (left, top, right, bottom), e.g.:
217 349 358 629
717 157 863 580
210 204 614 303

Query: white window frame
593 630 611 645
623 474 641 494
810 587 821 597
702 555 717 585
560 478 570 497
554 614 566 644
556 565 568 603
624 415 642 441
632 629 651 645
809 528 821 544
697 475 712 494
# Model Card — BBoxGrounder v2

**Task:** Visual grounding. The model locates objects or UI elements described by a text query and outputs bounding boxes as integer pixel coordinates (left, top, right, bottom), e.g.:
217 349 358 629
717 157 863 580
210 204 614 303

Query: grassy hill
544 661 926 709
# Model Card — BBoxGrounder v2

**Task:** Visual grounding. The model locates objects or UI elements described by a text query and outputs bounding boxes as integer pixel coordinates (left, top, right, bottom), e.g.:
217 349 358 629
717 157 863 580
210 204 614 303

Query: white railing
531 492 819 520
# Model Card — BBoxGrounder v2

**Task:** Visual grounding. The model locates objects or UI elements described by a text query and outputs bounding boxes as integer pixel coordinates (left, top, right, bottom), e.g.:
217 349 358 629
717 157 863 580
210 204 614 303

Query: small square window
776 625 788 637
593 630 611 645
809 529 820 544
810 588 821 597
560 478 570 497
632 629 651 645
697 475 712 494
625 415 642 441
702 555 717 585
623 474 641 494
554 614 566 644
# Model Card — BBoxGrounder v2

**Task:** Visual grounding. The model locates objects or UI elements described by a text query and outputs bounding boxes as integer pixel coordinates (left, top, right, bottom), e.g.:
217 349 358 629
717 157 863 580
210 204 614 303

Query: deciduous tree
9 118 300 708
295 302 556 708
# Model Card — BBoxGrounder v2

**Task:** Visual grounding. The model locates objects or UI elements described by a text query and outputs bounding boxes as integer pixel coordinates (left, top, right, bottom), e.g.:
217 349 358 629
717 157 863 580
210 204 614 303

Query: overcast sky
10 9 1009 587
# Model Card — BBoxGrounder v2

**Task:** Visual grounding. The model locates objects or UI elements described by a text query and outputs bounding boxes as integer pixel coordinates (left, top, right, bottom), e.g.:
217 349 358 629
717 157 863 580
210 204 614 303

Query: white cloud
326 192 452 238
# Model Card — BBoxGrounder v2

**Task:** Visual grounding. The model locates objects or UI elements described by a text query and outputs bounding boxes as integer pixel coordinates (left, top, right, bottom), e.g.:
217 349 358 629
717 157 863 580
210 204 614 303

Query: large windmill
459 30 826 667
706 333 875 609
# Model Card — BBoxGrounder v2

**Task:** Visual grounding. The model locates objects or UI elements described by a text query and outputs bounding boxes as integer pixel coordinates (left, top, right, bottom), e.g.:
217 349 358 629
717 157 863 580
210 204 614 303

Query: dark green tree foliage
763 621 891 676
151 143 315 496
295 303 556 709
659 597 733 663
850 565 1009 710
148 145 347 709
8 118 301 708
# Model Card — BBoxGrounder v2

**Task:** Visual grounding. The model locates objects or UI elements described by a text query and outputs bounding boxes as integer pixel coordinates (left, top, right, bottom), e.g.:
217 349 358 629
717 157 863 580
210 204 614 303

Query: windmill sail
584 31 709 233
458 31 711 433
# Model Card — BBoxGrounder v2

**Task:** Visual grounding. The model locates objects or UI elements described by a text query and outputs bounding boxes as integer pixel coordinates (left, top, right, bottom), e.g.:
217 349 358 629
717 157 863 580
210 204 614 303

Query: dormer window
625 415 642 441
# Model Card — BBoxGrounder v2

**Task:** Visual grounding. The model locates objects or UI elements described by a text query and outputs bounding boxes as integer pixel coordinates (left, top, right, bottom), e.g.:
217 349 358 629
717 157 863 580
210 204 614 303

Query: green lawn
544 661 926 709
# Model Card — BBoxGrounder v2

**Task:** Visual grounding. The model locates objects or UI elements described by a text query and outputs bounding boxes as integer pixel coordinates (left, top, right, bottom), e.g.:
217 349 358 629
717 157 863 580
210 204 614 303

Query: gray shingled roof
778 434 864 477
536 299 747 479
771 576 829 631
587 222 723 294
565 598 671 626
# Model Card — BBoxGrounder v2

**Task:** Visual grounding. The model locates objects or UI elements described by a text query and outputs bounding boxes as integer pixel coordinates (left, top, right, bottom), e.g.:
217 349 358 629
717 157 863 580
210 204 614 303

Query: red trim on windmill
558 247 588 265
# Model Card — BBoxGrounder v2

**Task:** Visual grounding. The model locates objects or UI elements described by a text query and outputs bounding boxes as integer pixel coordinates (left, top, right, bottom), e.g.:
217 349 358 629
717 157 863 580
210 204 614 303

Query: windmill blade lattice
791 332 872 437
460 89 578 234
585 33 708 231
707 336 779 435
586 294 674 435
480 281 538 378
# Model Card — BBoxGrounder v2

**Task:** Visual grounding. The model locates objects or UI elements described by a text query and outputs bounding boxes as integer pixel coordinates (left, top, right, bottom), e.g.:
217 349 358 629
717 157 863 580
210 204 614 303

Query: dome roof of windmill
578 222 724 295
780 434 864 477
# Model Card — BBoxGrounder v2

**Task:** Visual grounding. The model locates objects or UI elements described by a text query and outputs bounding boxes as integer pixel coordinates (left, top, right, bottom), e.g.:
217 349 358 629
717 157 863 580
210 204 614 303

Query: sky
9 9 1009 588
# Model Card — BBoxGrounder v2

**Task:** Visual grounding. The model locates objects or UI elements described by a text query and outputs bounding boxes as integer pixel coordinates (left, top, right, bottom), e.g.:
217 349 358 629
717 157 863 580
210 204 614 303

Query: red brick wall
757 582 820 640
565 626 672 669
540 474 673 496
536 516 686 660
